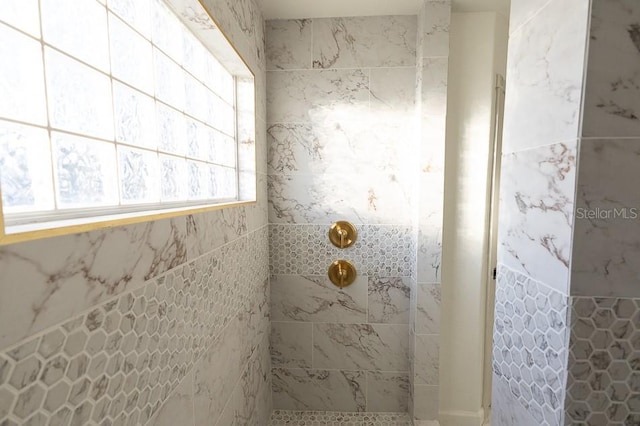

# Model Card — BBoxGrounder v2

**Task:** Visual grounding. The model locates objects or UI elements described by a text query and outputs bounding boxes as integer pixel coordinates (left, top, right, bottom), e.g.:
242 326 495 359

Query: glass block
52 132 118 208
0 0 40 37
0 121 54 214
41 0 110 72
154 48 185 111
151 0 184 63
0 24 47 125
209 165 236 200
186 119 211 162
118 146 159 204
156 103 186 156
211 131 236 168
45 48 114 140
184 74 209 123
206 55 233 104
183 32 208 85
159 154 186 202
112 82 156 150
187 160 207 200
109 13 153 95
211 98 235 138
108 0 151 39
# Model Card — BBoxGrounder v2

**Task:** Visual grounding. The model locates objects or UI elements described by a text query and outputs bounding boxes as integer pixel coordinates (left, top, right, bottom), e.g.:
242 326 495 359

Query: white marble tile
0 218 186 349
582 0 640 137
413 384 439 421
186 206 247 259
267 69 369 124
508 0 552 35
270 275 366 324
148 369 194 426
501 0 589 153
370 67 417 117
491 374 539 426
417 0 451 59
367 277 410 325
272 368 366 412
497 141 577 295
0 0 41 37
313 323 409 371
267 120 414 176
271 322 313 369
414 334 439 385
366 371 409 412
267 173 414 225
420 58 449 117
312 16 416 69
266 19 312 70
572 139 640 298
416 284 440 334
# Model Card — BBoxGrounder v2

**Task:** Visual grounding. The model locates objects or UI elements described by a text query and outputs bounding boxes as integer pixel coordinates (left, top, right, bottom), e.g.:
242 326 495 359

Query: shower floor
268 410 413 425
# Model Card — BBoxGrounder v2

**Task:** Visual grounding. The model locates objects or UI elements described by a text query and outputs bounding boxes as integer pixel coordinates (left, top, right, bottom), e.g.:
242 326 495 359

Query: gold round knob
328 260 357 288
328 221 357 248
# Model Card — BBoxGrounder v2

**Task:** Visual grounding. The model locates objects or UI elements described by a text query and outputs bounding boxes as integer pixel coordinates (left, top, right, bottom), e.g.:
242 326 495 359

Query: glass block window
0 0 255 237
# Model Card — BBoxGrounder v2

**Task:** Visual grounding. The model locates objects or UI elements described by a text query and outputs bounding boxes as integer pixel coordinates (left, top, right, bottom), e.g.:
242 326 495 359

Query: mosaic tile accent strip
0 226 269 426
268 410 412 426
565 297 640 426
269 224 413 276
492 265 570 426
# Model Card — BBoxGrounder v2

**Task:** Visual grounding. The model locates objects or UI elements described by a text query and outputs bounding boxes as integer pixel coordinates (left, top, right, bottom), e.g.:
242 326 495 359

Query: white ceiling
257 0 510 20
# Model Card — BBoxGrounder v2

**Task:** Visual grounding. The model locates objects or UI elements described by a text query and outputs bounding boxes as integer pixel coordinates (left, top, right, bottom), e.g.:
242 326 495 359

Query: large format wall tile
266 19 312 71
501 0 589 153
415 284 440 334
271 322 313 369
0 218 187 350
417 0 450 59
366 371 409 412
572 139 640 298
266 69 369 123
272 368 366 412
497 141 577 295
271 275 367 323
582 0 640 137
370 67 417 117
414 334 439 385
312 323 409 371
312 16 416 69
367 277 410 325
148 370 195 426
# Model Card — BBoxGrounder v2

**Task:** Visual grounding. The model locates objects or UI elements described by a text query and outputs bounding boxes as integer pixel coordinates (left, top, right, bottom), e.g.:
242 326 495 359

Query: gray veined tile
366 371 409 412
271 322 313 369
148 369 194 426
270 275 367 324
312 323 409 371
312 16 417 69
266 19 312 70
271 368 366 412
370 67 416 117
416 284 441 334
367 277 410 324
414 334 439 386
266 69 369 124
417 0 451 59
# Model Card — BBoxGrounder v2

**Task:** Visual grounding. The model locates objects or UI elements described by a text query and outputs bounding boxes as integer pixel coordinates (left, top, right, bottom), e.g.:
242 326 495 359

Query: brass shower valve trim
328 221 357 249
328 260 357 288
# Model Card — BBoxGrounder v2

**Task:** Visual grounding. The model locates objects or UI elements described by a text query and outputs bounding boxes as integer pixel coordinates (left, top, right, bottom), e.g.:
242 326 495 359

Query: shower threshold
268 410 413 425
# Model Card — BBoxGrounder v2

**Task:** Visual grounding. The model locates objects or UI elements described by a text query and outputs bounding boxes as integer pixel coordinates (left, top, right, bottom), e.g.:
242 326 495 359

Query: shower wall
0 0 271 425
266 16 417 412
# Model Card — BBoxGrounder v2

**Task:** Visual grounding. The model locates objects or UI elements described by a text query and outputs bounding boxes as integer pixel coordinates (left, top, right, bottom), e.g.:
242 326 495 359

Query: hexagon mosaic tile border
269 225 413 276
0 226 269 426
565 297 640 426
268 410 412 426
492 265 570 426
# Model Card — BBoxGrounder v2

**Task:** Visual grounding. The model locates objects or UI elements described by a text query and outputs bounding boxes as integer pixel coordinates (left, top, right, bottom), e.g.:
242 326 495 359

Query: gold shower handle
328 260 357 288
328 221 357 249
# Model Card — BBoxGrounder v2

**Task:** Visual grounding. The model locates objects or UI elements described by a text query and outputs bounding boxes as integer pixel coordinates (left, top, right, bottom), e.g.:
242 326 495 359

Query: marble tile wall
266 15 419 414
410 1 450 422
565 0 640 423
0 0 271 424
492 0 590 424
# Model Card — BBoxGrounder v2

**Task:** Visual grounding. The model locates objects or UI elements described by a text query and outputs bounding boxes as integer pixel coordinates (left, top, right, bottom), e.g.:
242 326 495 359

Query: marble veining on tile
268 410 412 425
266 19 312 71
582 0 640 137
497 140 577 295
367 277 410 325
312 16 416 69
0 218 187 350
